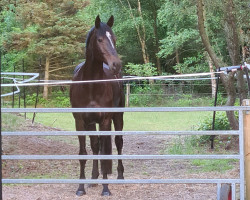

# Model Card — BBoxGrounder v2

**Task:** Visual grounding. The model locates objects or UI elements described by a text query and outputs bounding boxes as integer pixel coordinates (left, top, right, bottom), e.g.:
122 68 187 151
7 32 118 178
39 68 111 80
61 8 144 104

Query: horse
70 15 125 196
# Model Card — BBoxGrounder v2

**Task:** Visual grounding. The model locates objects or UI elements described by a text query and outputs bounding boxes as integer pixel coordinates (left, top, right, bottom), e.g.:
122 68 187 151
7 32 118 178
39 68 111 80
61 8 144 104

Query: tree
158 0 206 74
196 0 247 129
1 0 89 99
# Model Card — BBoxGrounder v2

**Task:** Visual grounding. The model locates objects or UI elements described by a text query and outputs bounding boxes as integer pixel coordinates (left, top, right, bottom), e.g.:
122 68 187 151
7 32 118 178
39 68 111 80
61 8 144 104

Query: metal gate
1 106 249 199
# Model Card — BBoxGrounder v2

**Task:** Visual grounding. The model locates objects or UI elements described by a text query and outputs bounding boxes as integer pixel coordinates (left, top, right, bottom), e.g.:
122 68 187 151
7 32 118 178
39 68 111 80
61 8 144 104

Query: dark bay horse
70 15 124 196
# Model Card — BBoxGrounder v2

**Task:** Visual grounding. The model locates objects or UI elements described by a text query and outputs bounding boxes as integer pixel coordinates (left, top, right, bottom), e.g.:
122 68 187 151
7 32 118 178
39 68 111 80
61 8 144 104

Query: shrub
197 112 231 131
196 111 238 145
125 62 157 77
25 91 70 108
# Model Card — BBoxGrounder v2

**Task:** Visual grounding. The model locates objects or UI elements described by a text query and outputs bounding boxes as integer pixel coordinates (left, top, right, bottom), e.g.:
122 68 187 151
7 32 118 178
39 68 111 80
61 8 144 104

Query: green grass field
23 111 210 131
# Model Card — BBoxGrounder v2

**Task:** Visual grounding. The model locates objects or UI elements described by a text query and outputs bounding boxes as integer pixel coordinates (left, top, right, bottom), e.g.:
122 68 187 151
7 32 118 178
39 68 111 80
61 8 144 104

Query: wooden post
126 83 130 107
243 99 250 199
43 57 49 99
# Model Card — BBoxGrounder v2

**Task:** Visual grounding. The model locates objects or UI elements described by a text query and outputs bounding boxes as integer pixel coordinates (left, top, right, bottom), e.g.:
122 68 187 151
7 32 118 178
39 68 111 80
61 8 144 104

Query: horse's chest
80 83 113 107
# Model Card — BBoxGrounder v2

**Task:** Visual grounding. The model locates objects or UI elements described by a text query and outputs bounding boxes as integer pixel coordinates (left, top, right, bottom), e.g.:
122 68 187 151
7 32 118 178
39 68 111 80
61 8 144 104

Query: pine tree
2 0 89 98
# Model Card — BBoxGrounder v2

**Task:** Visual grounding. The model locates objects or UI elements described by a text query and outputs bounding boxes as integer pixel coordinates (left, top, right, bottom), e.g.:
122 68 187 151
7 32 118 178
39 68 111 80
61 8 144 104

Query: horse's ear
107 15 114 28
95 15 101 29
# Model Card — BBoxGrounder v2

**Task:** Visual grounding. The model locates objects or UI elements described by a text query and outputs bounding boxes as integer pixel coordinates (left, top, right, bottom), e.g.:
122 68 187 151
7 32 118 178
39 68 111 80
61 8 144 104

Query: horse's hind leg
75 119 87 196
113 113 124 179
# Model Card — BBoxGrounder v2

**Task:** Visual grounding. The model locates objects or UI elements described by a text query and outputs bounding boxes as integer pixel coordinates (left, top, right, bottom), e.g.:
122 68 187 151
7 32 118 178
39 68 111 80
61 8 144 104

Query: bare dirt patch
2 114 240 200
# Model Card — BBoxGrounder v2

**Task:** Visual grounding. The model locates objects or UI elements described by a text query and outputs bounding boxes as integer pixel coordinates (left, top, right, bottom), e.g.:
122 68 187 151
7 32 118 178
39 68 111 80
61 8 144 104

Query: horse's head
86 15 122 75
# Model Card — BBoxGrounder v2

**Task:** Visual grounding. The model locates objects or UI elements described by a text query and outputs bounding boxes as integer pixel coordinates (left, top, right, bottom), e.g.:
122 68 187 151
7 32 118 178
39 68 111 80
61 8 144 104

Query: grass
23 111 209 131
191 159 236 172
25 113 75 131
1 113 26 131
165 135 238 172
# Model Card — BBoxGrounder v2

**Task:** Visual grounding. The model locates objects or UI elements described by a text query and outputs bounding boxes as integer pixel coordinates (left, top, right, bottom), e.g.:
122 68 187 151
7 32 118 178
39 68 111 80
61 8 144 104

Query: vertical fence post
12 65 15 108
0 50 2 200
2 77 4 107
32 58 41 124
243 99 250 199
23 59 26 119
126 83 130 107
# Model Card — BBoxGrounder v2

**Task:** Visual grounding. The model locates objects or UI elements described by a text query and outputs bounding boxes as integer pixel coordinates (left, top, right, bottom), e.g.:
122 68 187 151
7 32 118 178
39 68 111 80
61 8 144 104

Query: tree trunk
176 49 180 64
43 57 50 99
196 0 238 129
207 54 216 98
223 0 247 104
137 0 150 64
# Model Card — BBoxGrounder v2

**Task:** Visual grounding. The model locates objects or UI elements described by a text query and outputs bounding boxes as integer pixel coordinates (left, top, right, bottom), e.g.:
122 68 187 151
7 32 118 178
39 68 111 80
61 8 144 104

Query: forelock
85 23 114 49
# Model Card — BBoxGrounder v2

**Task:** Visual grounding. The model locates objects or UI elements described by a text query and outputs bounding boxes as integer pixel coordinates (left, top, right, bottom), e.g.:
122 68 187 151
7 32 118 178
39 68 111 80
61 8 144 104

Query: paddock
1 105 250 200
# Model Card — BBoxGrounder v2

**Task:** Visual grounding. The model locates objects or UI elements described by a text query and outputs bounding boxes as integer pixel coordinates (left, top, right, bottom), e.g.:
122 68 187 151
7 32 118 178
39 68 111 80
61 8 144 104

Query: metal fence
1 106 249 200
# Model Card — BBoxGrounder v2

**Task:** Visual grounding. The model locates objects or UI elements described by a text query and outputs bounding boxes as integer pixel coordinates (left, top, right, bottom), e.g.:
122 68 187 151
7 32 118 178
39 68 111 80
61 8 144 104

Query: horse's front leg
113 113 124 179
99 120 112 196
75 119 87 196
87 123 99 187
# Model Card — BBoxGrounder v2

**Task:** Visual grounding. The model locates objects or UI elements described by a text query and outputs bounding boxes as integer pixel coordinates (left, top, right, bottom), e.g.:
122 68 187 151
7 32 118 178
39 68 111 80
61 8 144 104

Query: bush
196 111 238 145
25 91 70 108
125 62 157 77
197 112 231 131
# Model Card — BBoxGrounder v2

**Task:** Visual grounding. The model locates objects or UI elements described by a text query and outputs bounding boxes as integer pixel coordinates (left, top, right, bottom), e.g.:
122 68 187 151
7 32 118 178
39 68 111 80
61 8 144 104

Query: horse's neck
83 58 104 80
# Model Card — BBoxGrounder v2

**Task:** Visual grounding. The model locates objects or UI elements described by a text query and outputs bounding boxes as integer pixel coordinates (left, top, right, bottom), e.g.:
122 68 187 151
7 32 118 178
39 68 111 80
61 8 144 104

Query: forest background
0 0 249 129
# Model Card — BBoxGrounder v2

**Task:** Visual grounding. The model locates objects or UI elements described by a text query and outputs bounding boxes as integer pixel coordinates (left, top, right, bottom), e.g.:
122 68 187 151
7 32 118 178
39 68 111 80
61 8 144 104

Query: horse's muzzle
109 61 122 75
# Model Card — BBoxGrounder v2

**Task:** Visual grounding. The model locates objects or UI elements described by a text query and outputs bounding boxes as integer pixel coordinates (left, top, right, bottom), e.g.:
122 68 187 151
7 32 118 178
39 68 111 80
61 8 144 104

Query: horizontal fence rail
1 106 250 113
2 155 241 160
1 106 247 200
2 178 241 184
2 130 240 136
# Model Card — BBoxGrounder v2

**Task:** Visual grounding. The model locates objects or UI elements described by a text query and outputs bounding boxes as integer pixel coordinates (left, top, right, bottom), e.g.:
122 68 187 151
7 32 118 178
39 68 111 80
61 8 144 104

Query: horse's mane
85 26 95 49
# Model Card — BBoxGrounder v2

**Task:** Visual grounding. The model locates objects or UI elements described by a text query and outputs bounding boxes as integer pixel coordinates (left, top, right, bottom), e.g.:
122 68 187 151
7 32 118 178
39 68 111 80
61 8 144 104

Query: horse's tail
100 136 112 174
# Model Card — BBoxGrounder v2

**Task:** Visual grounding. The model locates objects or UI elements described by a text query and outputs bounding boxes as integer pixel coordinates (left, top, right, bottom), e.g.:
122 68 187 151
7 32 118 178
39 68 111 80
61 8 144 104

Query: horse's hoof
101 191 111 196
87 184 98 188
76 190 86 196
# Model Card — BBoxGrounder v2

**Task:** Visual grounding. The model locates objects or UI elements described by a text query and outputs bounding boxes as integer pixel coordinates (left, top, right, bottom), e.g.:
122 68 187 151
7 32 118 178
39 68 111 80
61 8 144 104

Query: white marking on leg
106 31 114 49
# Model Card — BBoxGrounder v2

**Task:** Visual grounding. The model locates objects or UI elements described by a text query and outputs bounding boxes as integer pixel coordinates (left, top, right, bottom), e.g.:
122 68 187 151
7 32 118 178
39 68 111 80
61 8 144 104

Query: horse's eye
98 38 103 42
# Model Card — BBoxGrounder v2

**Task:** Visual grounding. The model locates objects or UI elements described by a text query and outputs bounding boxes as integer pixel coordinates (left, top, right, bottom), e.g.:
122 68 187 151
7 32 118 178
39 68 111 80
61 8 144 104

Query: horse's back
73 62 85 77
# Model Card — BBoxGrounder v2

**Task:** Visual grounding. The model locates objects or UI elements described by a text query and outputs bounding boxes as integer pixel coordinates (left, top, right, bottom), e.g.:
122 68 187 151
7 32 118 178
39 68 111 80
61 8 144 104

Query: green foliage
25 91 70 108
125 62 157 76
124 62 164 106
128 84 213 107
196 110 238 145
129 84 164 107
158 0 204 73
1 0 88 62
197 112 231 131
173 53 208 74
